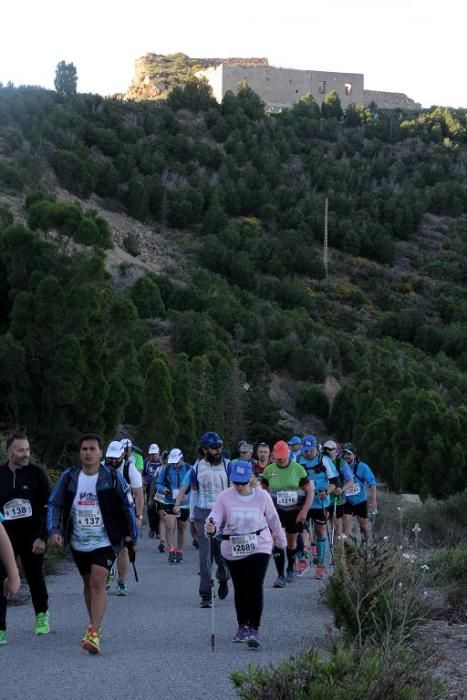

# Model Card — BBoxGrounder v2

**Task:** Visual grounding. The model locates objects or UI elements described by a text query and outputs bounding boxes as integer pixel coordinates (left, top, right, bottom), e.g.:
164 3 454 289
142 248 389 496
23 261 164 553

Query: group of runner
0 430 377 653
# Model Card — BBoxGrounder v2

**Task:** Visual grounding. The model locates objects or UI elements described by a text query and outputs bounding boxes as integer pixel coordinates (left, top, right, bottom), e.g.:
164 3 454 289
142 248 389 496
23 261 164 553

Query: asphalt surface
2 532 332 700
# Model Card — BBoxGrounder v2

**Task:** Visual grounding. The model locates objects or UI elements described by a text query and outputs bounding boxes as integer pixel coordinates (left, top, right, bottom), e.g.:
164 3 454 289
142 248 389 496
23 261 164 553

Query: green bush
123 232 140 257
429 546 467 618
324 538 426 649
296 385 329 418
373 490 467 548
231 644 442 700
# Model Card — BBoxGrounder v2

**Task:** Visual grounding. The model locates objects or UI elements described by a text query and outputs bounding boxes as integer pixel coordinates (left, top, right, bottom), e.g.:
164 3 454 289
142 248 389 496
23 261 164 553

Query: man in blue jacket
341 443 377 540
48 433 137 655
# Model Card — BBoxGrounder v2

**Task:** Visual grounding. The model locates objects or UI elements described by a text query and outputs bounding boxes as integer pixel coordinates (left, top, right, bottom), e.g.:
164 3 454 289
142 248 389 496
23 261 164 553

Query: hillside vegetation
1 80 467 497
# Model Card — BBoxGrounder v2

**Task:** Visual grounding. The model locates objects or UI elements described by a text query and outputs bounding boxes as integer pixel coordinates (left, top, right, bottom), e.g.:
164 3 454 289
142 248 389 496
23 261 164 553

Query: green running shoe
35 612 50 635
0 630 7 645
81 629 100 654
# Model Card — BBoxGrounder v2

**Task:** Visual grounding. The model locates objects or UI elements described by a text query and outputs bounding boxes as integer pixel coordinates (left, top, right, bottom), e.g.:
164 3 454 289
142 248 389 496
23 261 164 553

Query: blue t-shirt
344 461 376 505
156 462 191 505
299 455 336 508
143 459 161 486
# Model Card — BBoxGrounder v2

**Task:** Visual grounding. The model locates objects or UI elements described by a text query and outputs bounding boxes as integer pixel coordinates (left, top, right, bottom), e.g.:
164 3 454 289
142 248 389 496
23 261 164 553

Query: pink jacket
206 487 286 561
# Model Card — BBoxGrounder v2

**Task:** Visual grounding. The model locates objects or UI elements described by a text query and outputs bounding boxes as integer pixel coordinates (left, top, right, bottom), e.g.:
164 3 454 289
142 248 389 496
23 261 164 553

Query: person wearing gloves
205 460 287 649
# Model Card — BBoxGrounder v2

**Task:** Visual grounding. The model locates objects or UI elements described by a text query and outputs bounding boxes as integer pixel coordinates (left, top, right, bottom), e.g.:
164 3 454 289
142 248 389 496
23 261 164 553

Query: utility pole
323 197 329 277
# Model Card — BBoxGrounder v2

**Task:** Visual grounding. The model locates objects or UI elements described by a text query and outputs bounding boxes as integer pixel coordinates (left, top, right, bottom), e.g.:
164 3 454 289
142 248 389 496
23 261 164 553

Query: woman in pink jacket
206 460 286 648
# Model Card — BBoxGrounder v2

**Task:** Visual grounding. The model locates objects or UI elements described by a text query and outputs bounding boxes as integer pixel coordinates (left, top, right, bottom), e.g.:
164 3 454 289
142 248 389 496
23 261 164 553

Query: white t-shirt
70 472 111 552
118 461 142 489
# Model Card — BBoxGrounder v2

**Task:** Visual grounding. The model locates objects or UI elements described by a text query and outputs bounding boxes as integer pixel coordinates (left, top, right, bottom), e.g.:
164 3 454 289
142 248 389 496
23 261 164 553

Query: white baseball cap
323 440 337 450
148 443 160 454
106 441 124 458
120 438 132 449
167 448 183 463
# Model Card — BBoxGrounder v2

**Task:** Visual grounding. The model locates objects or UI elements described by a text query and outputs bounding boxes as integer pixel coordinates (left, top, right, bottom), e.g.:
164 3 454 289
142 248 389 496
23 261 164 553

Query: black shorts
343 500 368 519
161 505 189 522
71 546 116 577
328 503 344 519
277 508 304 534
308 507 328 525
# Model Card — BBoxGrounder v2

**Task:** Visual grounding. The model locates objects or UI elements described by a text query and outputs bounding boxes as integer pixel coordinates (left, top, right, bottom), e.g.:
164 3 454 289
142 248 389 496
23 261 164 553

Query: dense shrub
231 644 442 700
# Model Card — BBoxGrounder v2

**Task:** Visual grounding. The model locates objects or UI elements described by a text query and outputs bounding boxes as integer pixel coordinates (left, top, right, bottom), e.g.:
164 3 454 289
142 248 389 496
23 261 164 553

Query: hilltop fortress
125 54 420 110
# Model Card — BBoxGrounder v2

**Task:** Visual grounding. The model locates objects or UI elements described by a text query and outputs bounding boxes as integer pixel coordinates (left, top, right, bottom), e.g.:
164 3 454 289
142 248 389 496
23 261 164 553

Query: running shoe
158 542 166 553
247 628 260 649
168 550 176 564
200 596 212 608
34 611 50 635
82 629 100 654
315 565 326 580
232 625 249 643
0 630 6 645
296 558 308 576
175 551 184 563
218 580 228 599
273 576 287 588
192 537 199 549
116 582 129 596
82 624 102 643
286 569 296 583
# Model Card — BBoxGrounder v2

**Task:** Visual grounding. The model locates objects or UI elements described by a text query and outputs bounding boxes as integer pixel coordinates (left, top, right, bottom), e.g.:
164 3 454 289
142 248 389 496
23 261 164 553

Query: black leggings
226 553 270 630
0 538 48 629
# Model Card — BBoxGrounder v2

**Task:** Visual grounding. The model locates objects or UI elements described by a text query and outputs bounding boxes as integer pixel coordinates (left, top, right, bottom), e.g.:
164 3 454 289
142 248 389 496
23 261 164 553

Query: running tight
226 553 270 630
0 539 48 629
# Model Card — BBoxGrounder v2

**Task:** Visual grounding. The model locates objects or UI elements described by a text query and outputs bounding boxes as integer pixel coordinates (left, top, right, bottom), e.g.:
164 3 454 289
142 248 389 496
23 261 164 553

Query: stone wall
363 89 421 110
197 65 364 109
193 57 269 67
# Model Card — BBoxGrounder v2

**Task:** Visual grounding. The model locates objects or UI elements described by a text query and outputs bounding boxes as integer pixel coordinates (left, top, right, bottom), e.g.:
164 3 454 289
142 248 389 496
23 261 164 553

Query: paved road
2 533 332 700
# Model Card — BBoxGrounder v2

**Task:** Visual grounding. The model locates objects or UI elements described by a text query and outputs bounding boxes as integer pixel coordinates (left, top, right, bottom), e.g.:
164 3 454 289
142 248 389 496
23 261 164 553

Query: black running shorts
277 508 304 534
71 546 116 577
343 500 368 519
161 504 189 521
308 507 328 525
328 503 345 519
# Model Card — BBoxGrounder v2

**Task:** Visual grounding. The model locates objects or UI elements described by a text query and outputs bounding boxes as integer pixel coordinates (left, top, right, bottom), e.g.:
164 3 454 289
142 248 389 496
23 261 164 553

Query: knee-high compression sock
317 537 327 566
273 547 285 577
286 547 297 572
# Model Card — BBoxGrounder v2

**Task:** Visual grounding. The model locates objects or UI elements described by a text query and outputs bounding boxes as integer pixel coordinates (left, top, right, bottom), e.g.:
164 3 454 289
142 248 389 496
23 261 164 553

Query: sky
0 0 465 108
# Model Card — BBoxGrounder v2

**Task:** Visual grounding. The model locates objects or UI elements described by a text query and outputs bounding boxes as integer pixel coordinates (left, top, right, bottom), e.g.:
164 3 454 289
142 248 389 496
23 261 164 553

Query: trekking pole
322 503 335 568
330 500 337 565
127 542 139 583
208 520 215 652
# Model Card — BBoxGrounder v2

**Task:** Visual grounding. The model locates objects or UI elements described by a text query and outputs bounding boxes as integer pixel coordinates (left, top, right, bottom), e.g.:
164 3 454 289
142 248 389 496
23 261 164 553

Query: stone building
196 62 420 111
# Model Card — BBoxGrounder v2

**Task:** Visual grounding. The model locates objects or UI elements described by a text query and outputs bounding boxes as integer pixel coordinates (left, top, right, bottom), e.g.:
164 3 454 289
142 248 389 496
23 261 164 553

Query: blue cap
288 436 302 446
230 460 252 484
199 432 223 448
301 435 318 450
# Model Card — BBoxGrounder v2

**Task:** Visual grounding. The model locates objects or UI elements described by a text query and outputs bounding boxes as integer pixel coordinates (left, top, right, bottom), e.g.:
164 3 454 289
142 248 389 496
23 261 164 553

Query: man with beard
173 432 231 608
0 433 51 643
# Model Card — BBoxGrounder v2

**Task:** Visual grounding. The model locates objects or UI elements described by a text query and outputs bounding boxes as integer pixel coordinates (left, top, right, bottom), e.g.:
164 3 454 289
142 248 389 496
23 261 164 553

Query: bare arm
0 524 20 597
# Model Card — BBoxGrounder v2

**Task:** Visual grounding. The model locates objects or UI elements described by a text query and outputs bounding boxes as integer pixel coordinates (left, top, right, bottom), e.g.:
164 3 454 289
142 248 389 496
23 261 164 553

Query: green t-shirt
262 461 309 509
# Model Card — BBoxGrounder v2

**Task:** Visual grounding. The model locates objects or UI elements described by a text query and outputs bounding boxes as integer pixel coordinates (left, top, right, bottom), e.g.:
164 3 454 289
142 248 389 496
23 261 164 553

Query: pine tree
54 61 78 96
138 359 178 449
172 353 196 458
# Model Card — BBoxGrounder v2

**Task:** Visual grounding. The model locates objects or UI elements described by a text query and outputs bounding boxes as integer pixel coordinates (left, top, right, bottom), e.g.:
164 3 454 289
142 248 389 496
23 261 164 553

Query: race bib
3 498 32 520
154 492 165 503
77 506 102 529
172 489 179 499
276 490 298 507
345 484 361 497
231 533 258 556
